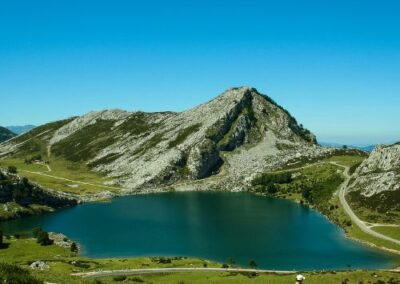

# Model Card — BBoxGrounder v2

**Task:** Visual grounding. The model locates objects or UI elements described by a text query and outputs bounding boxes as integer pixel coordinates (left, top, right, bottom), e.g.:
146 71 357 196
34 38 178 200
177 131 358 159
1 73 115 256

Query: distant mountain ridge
0 87 331 192
0 126 16 143
6 125 36 135
319 142 375 153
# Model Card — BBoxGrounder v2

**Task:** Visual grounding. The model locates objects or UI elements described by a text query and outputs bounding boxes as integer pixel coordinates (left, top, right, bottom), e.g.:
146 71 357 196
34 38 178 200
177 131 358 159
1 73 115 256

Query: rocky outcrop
347 143 400 216
0 87 330 193
348 144 400 197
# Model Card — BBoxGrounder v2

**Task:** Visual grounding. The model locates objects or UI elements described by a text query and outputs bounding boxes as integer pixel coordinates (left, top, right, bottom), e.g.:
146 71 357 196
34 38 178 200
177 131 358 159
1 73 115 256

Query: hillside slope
347 143 400 223
0 127 16 143
0 170 77 220
0 87 331 193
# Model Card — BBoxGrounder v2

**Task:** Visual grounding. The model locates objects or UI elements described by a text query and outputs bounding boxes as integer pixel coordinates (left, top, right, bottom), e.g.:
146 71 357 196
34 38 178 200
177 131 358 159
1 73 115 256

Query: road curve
72 267 296 278
335 162 400 246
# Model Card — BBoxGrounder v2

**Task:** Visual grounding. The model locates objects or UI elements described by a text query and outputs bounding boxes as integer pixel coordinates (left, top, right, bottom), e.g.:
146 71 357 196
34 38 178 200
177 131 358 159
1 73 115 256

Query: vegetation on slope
0 235 399 284
252 162 345 221
0 263 42 284
348 190 400 224
0 170 77 221
251 152 400 252
372 226 400 241
0 127 16 143
0 158 118 195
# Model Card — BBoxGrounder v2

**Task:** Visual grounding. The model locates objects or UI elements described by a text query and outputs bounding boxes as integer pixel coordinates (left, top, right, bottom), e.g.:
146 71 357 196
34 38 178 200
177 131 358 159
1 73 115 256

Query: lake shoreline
2 191 399 271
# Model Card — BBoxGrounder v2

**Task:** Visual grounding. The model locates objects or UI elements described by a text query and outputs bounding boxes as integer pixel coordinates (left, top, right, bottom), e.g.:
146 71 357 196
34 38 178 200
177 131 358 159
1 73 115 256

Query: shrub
0 263 42 284
113 275 127 281
130 276 144 282
32 228 53 246
70 242 78 253
7 166 17 174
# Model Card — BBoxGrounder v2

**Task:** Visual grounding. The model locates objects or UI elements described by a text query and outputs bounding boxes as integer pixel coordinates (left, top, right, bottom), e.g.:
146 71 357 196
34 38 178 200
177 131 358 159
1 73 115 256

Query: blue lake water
1 192 398 270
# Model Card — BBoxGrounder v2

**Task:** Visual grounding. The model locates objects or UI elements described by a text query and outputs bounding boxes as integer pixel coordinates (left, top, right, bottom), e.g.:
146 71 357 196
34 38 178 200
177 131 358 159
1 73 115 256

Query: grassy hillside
0 127 16 143
0 170 77 221
0 157 119 195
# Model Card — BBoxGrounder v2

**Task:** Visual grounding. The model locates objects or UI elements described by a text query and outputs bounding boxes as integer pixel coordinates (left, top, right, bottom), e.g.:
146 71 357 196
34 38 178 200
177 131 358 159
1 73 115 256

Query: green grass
0 237 400 284
325 154 367 167
0 157 119 195
372 227 400 241
96 271 400 284
347 190 400 224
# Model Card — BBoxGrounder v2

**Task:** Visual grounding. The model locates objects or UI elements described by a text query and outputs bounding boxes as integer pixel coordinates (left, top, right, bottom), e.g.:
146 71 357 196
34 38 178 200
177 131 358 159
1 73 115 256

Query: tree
70 242 78 253
228 257 236 265
32 227 42 238
33 227 53 246
249 259 257 268
0 230 3 246
342 145 348 149
7 166 17 174
266 183 277 194
301 187 313 202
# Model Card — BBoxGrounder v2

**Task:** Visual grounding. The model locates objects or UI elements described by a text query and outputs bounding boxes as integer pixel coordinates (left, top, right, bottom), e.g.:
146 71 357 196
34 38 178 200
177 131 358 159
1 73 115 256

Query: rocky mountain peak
0 87 327 191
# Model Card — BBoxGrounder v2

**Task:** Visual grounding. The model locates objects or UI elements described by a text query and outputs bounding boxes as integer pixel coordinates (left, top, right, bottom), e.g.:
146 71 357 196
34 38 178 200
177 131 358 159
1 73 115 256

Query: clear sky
0 0 399 145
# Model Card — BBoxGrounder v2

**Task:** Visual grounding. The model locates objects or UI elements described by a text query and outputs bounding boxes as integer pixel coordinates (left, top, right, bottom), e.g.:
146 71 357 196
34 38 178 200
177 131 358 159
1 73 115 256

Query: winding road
334 162 400 246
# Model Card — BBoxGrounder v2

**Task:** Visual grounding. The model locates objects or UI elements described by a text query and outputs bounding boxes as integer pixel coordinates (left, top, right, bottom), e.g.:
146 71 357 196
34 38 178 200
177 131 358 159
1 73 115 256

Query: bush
253 172 292 186
0 263 42 284
32 228 53 246
113 275 127 281
130 276 144 282
7 166 17 174
70 242 78 253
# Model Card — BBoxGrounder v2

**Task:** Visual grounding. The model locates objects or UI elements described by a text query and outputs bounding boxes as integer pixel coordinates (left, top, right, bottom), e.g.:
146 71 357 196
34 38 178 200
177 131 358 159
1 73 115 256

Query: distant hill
0 126 16 143
6 125 36 135
319 142 375 153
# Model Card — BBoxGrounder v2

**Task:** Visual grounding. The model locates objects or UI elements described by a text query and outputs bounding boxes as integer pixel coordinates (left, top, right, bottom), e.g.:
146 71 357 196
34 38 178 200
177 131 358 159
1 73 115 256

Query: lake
0 192 398 270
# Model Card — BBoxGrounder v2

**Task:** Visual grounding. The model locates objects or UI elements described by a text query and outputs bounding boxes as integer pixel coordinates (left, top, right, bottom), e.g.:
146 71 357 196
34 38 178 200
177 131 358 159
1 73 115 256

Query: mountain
0 87 331 192
0 127 16 143
319 142 375 153
347 142 400 223
6 125 36 135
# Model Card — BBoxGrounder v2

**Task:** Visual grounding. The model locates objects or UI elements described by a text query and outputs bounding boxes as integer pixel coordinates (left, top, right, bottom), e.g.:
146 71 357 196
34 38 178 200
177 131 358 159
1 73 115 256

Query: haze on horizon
1 0 399 146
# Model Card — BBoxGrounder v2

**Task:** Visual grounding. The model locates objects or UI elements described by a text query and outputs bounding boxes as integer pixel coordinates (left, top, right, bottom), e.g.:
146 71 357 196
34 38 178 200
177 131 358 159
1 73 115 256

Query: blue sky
0 0 399 145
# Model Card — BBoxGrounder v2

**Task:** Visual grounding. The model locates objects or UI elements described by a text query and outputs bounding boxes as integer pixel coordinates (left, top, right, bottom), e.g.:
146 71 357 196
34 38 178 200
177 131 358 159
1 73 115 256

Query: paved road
335 163 400 246
72 267 296 278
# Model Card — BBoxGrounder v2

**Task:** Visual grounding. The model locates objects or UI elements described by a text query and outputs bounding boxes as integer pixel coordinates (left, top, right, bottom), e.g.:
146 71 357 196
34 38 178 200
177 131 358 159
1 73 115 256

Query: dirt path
21 169 122 191
72 267 296 279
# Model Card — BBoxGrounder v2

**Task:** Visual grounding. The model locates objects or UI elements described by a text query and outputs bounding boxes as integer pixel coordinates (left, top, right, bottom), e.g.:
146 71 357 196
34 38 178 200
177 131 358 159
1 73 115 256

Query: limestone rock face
0 87 330 192
348 144 400 197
